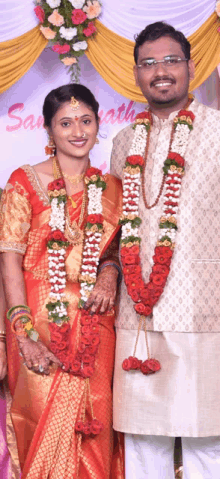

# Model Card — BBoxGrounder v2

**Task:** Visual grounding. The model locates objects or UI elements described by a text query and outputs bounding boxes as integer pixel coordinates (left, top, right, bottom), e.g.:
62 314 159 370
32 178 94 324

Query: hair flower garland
34 0 102 81
120 106 195 375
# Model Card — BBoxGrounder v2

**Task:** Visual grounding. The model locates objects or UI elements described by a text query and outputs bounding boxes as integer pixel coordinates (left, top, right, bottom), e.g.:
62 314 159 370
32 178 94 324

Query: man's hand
84 265 118 314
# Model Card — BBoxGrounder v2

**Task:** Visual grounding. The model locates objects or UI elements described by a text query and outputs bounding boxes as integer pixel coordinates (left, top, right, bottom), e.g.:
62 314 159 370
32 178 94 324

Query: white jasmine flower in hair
59 26 77 41
69 0 85 7
46 0 61 7
72 40 88 51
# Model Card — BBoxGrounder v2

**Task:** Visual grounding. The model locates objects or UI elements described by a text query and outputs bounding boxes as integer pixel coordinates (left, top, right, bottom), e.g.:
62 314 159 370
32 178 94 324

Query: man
111 21 220 479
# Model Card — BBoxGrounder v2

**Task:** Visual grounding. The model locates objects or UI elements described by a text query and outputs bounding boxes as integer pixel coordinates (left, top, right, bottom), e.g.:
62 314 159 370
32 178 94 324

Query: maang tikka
70 96 80 111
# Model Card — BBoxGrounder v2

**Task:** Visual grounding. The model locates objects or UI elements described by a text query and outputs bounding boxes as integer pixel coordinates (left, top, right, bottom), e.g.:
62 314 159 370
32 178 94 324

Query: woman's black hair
134 21 191 64
43 83 99 128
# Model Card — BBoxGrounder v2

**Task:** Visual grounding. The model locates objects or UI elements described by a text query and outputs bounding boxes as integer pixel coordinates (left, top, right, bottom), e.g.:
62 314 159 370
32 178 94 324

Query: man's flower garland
34 0 101 81
47 162 106 436
120 108 195 375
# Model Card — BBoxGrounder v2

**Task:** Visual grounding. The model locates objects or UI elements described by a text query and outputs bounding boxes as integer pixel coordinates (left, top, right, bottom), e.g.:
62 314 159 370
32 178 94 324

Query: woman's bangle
98 261 122 283
7 305 31 321
11 313 39 342
11 313 33 334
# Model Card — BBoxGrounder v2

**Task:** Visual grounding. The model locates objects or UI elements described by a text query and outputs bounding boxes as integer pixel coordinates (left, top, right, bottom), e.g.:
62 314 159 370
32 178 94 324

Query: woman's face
49 101 98 162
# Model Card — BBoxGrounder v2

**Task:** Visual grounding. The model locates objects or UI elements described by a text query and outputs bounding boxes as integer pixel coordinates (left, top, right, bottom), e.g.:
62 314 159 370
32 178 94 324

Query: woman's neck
56 153 90 175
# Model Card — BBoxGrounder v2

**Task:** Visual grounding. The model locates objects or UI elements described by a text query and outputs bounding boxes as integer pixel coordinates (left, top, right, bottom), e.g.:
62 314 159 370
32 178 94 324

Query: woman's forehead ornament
70 96 80 110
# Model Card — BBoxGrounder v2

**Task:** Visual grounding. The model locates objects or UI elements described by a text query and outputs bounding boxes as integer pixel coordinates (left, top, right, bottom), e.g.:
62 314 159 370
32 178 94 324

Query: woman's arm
0 257 7 380
1 252 61 374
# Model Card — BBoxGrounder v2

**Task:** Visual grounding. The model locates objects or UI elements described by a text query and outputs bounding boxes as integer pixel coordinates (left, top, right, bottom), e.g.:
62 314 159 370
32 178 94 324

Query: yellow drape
0 26 47 95
86 13 220 102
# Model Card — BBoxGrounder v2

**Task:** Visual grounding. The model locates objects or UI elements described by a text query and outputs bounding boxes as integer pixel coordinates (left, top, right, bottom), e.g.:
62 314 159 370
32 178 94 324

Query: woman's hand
16 336 62 375
0 343 7 380
84 265 118 314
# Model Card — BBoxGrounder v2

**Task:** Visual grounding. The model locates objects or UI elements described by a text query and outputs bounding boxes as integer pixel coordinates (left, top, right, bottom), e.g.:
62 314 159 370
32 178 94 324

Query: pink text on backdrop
6 101 137 132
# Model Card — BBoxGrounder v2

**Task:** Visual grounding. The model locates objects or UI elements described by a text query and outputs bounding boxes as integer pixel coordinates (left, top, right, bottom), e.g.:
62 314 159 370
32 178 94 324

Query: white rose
69 0 85 7
72 40 88 51
46 0 61 7
59 26 77 40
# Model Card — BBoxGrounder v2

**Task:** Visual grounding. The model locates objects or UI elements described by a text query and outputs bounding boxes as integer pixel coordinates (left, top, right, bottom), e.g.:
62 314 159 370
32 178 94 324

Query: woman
0 84 124 478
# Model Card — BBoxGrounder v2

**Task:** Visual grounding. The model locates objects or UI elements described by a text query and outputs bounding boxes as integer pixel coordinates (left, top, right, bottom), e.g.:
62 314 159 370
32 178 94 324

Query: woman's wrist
7 305 39 342
98 261 122 282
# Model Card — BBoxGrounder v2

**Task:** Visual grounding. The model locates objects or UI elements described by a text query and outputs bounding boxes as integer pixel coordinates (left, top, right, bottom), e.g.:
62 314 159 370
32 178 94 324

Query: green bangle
7 305 31 320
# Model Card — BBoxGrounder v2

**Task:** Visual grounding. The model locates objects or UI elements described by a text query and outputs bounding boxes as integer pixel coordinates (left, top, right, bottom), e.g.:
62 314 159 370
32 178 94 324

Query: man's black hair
134 21 191 64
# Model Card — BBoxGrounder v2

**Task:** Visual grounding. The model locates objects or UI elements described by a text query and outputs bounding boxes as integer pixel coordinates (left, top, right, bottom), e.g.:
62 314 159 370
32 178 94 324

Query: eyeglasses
137 56 188 70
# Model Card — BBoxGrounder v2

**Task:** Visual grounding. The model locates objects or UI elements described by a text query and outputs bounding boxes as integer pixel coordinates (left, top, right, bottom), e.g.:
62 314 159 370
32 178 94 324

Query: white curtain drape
99 0 216 39
0 0 216 42
0 0 38 42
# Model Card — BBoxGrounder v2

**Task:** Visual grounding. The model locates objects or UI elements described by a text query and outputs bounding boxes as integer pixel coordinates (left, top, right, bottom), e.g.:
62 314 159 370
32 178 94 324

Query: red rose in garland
127 155 145 167
135 112 151 120
168 152 185 167
86 167 102 177
48 178 65 190
178 110 195 121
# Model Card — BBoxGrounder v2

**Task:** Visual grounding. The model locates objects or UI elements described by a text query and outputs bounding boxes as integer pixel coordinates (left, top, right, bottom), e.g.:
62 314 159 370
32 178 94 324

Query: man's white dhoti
125 434 220 479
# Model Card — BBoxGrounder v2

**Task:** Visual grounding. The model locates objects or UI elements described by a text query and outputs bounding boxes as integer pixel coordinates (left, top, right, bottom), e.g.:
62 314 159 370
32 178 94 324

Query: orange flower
40 26 56 40
48 9 64 27
61 57 77 66
83 0 101 19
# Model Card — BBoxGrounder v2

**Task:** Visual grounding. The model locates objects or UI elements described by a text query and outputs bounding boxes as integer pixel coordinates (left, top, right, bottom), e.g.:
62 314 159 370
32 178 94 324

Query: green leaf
120 236 141 245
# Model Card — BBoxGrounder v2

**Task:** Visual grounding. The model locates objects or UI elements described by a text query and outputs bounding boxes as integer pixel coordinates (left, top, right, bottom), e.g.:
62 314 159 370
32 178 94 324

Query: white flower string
120 108 195 375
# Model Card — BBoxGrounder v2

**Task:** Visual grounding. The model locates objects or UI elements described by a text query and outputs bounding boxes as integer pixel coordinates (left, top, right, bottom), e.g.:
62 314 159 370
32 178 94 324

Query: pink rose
52 44 70 54
72 9 87 25
83 22 96 37
34 6 45 23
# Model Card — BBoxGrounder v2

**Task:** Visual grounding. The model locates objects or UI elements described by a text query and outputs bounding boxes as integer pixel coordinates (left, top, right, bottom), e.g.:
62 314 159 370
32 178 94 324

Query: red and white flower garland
46 164 106 436
120 109 195 374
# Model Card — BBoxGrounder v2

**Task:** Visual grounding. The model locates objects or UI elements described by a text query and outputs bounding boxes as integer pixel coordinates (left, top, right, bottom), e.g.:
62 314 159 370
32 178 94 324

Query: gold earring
95 137 99 144
45 136 56 156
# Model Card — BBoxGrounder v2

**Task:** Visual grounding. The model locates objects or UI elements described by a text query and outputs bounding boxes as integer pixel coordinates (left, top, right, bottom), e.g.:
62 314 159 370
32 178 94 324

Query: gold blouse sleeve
0 175 32 255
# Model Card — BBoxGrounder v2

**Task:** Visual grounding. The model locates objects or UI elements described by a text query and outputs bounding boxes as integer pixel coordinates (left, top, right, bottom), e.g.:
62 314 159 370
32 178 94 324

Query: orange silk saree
0 165 124 479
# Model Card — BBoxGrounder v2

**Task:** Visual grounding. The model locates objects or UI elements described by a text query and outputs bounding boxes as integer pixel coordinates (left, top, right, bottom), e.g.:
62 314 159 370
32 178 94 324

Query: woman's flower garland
47 164 106 436
34 0 101 81
120 108 195 374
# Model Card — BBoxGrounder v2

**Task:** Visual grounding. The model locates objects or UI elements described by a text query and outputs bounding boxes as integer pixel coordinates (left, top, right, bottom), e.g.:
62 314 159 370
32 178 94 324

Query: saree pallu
0 165 124 479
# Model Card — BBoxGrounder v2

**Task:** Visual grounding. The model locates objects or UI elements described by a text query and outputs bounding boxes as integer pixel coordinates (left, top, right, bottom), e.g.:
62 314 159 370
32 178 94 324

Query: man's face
134 36 194 108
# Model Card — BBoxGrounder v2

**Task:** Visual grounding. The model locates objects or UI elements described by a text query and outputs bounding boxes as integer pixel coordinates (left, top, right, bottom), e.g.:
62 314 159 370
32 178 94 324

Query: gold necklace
52 156 87 245
63 171 85 184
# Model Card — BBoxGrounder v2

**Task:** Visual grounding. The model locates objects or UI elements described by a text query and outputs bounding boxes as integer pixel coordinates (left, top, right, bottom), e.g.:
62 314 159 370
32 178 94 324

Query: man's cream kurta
111 99 220 436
